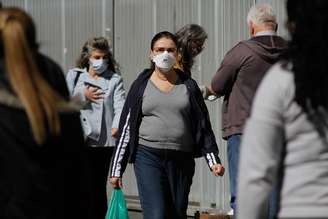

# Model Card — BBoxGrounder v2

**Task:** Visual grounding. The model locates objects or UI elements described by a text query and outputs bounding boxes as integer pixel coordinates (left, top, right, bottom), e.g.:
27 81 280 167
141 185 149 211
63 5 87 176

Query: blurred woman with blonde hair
0 7 93 219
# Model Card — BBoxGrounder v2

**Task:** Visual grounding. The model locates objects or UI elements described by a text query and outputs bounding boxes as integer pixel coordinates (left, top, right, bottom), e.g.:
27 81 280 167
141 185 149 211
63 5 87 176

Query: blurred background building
2 0 287 215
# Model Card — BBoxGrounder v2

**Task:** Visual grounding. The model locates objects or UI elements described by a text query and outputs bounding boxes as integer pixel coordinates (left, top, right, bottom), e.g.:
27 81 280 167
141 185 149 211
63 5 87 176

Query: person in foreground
109 31 224 219
0 7 93 219
237 1 328 219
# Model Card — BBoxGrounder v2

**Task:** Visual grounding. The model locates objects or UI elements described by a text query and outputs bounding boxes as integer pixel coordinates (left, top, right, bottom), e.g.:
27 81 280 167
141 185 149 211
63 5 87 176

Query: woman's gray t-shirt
138 78 194 152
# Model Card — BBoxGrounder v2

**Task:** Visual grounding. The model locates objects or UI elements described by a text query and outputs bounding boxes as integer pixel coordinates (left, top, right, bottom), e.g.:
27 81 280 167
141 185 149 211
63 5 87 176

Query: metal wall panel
64 0 109 71
113 0 153 90
2 1 63 66
175 0 199 30
154 0 175 32
27 1 63 67
2 0 114 73
271 0 288 38
1 0 25 8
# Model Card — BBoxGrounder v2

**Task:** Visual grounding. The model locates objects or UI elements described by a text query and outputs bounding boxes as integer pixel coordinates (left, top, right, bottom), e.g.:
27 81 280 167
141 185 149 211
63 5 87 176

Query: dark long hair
175 24 207 74
76 37 119 72
149 31 177 72
286 0 328 135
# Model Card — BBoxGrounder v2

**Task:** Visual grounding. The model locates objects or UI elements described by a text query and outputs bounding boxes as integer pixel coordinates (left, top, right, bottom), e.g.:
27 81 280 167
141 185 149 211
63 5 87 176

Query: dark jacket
211 35 287 139
110 69 221 177
0 54 94 219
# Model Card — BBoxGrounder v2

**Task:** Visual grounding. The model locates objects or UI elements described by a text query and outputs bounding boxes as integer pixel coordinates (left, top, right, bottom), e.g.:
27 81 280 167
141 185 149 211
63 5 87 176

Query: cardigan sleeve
109 78 138 178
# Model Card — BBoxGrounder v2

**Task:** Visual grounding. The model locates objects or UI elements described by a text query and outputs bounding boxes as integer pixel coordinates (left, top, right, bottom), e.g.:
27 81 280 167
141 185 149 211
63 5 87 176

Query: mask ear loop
149 49 155 62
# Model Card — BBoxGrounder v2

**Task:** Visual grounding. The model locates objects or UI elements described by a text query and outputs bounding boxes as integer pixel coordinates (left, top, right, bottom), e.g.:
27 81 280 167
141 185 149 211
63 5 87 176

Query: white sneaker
207 94 218 101
227 209 234 216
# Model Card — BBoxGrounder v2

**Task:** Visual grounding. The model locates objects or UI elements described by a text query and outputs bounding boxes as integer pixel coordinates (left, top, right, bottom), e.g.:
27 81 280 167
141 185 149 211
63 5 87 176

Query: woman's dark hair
149 31 177 71
175 24 207 74
76 37 119 72
286 0 328 136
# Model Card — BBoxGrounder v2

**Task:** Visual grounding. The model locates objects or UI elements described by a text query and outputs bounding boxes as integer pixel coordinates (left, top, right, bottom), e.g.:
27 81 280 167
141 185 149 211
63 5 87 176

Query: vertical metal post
102 0 106 37
112 0 115 56
24 0 28 11
152 0 157 36
61 0 67 71
197 0 202 83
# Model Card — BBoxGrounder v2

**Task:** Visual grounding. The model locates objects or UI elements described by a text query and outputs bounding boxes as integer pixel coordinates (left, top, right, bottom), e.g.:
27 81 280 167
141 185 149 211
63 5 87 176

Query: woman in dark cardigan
109 31 224 219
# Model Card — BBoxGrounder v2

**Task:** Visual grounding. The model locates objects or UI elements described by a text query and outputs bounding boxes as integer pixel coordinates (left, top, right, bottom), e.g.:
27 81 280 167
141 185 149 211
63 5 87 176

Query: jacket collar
136 68 190 83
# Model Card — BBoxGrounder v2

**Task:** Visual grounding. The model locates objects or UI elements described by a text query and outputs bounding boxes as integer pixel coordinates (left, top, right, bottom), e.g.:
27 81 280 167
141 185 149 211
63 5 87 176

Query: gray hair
76 37 119 72
247 3 277 26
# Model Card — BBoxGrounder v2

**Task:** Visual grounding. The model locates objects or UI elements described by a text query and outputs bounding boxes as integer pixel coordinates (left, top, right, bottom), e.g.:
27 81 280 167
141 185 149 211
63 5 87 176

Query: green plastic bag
105 188 129 219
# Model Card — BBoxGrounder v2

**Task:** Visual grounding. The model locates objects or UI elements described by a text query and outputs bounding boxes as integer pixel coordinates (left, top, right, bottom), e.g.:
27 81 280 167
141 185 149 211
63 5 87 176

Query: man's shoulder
225 40 254 56
222 41 253 62
229 41 249 52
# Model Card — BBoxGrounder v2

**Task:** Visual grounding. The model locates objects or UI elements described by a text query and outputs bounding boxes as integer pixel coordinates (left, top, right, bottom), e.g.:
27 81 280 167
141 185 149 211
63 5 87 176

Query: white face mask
152 51 176 73
90 59 108 74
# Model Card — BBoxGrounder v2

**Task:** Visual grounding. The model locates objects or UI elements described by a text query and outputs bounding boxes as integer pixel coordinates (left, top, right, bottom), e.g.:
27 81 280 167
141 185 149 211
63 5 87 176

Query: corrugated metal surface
1 0 288 214
28 1 63 68
65 0 105 71
2 0 114 72
113 0 154 89
272 0 288 38
1 0 25 8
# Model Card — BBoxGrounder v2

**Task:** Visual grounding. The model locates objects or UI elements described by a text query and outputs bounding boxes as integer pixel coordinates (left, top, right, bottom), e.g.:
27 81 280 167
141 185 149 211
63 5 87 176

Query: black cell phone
84 82 102 90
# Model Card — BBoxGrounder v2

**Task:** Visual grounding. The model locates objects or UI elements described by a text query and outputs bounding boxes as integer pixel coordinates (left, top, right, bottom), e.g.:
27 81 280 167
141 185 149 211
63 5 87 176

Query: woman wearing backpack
66 37 125 219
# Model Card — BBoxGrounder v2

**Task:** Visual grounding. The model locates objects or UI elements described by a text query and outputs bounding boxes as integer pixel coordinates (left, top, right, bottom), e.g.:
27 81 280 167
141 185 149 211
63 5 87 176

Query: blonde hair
0 7 62 145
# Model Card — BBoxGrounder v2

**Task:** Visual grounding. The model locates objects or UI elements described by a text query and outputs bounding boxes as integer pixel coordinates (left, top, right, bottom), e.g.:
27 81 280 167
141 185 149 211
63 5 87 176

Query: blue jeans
134 145 195 219
228 135 279 219
227 134 241 215
268 183 279 219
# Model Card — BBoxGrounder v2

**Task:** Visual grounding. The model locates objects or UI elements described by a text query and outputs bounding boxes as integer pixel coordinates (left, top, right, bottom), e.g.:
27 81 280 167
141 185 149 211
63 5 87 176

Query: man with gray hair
203 3 287 218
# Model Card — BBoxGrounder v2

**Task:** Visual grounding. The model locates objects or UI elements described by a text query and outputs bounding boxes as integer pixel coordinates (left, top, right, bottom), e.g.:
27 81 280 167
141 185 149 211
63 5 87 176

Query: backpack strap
73 69 83 89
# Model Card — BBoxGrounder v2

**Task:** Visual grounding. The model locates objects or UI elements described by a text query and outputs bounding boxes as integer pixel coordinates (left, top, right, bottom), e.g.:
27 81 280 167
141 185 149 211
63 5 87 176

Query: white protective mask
152 51 176 73
90 59 108 74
